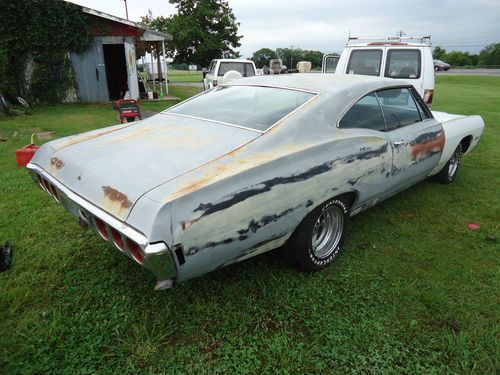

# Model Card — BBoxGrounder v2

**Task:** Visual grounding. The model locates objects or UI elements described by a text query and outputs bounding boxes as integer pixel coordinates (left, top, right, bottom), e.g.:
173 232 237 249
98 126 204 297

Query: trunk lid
35 114 260 220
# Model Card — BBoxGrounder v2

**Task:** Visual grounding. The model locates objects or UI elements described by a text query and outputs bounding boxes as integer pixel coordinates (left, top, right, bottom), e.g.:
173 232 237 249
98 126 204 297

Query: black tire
434 144 462 184
434 66 439 72
288 197 350 271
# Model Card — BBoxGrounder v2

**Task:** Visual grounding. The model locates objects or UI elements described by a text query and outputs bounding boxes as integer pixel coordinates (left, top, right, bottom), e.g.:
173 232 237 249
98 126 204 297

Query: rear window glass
384 49 421 79
218 62 255 77
346 50 382 76
168 86 315 131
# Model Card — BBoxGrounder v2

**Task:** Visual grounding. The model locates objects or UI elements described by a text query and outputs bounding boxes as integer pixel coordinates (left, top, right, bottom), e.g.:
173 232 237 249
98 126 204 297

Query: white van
323 36 435 106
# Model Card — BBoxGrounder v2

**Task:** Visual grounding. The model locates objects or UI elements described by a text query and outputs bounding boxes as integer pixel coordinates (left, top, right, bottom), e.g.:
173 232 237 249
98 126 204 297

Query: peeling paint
411 131 445 159
102 186 132 210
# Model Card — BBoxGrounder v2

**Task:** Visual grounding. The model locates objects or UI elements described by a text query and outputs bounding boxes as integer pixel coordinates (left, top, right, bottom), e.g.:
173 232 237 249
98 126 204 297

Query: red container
15 144 39 167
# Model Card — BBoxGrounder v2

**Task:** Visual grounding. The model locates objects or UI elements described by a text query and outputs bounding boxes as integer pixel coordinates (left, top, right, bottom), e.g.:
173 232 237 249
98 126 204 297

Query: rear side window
339 93 386 131
208 60 216 74
346 50 382 76
384 49 421 79
218 62 255 77
376 88 421 131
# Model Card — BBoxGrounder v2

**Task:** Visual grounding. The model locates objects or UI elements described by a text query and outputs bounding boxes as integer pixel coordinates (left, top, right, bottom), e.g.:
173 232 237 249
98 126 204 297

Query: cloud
68 0 500 58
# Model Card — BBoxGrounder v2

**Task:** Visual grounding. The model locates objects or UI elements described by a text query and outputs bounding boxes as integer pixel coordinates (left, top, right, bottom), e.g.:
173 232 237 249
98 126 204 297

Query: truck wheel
288 197 350 271
434 144 462 184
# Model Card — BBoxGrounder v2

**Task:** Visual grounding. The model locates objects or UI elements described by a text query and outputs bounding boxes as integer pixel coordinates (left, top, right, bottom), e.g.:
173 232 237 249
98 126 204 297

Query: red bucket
15 144 39 167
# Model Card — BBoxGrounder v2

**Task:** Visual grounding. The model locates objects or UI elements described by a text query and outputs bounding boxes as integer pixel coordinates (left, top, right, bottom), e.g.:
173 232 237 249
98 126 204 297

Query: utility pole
123 0 129 20
396 30 406 38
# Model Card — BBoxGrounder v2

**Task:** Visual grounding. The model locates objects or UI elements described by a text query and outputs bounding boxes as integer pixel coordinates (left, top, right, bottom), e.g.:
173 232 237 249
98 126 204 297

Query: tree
251 48 277 68
478 43 500 66
433 46 446 60
142 0 242 67
445 51 474 67
302 50 324 69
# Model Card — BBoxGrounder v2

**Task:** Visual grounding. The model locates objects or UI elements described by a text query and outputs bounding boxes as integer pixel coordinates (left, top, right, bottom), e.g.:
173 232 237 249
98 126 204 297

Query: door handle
393 140 405 146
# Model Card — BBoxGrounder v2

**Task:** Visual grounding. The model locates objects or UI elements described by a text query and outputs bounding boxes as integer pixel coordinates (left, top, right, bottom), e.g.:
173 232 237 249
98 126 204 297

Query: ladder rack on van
346 35 431 46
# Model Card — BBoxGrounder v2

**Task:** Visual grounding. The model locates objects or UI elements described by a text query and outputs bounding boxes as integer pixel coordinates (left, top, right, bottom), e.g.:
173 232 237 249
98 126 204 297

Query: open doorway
103 44 128 100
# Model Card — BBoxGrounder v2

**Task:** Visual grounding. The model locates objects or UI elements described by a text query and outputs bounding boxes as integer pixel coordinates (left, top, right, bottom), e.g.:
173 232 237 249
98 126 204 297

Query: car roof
226 73 406 95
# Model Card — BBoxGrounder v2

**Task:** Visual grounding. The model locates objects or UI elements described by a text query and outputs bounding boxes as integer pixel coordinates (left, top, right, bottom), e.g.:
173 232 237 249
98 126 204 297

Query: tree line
433 43 500 67
249 48 325 70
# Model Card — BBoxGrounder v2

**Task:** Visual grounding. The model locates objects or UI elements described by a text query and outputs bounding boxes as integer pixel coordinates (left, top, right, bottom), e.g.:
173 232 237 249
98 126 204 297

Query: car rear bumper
27 162 177 289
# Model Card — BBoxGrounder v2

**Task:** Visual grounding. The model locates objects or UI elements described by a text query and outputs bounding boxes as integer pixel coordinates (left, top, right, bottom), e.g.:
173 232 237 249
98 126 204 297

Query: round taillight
41 178 50 192
110 227 125 251
49 184 59 201
94 217 109 240
127 239 143 264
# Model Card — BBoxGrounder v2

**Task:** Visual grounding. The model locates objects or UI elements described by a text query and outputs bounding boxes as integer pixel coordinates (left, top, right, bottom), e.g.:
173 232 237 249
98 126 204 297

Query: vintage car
27 74 484 290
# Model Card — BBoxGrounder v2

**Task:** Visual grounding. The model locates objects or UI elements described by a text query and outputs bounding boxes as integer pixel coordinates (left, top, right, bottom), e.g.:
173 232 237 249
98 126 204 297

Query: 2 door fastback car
27 74 484 290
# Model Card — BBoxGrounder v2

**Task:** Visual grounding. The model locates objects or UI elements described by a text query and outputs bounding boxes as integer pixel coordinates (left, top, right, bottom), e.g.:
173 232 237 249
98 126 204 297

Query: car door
337 92 394 211
375 87 444 190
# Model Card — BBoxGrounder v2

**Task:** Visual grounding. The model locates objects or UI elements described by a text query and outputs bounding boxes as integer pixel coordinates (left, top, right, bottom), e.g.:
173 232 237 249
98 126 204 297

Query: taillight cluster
423 89 434 105
36 174 59 201
34 172 144 265
93 216 144 264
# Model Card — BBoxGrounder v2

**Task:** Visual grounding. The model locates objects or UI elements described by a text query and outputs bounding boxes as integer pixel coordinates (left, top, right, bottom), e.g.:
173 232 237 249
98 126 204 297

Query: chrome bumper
27 163 177 289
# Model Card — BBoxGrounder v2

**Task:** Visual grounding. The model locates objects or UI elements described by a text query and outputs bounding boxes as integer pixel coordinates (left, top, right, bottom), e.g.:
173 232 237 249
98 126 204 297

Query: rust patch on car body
411 131 445 159
102 186 132 210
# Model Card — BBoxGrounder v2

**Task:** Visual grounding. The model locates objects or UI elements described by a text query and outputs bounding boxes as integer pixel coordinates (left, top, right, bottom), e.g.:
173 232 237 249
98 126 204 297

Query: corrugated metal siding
70 39 109 102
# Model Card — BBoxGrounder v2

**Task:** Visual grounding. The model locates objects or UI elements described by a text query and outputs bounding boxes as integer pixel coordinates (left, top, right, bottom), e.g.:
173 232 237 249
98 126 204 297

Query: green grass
168 70 203 83
0 76 498 374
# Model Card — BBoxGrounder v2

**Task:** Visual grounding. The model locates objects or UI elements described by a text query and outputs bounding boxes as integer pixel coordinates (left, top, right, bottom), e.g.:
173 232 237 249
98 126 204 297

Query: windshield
167 85 316 131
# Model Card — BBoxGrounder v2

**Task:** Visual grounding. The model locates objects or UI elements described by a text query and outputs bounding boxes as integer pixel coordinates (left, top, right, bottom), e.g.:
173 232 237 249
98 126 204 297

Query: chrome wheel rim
311 205 344 259
448 148 461 178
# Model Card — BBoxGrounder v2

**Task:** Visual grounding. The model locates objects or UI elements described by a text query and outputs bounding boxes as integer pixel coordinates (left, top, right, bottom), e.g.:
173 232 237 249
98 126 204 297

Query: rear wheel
434 144 462 184
288 197 350 271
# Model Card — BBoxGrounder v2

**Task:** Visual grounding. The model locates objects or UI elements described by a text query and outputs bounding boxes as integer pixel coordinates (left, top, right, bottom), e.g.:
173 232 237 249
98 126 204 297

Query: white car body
203 59 257 90
323 36 435 105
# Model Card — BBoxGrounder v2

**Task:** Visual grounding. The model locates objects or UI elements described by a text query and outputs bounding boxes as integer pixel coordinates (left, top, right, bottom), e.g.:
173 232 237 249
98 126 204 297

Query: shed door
70 40 109 102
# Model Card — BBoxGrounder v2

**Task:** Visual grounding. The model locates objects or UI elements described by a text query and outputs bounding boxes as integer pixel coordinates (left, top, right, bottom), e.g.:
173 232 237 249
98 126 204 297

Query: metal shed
70 7 172 102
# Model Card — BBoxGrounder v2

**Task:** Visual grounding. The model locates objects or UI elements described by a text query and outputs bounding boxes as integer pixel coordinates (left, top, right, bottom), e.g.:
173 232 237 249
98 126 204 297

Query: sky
68 0 500 58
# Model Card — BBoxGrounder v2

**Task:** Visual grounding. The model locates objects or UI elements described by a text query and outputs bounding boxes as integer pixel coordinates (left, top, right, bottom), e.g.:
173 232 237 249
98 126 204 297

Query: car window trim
384 48 422 79
409 86 433 119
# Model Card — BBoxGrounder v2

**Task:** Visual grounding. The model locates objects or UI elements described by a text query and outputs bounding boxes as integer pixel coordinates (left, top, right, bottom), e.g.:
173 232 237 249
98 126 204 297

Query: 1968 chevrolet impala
27 74 484 290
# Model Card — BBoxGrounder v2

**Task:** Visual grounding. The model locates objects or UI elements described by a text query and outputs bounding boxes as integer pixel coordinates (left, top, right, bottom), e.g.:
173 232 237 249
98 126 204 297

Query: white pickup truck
203 59 257 90
323 35 435 106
